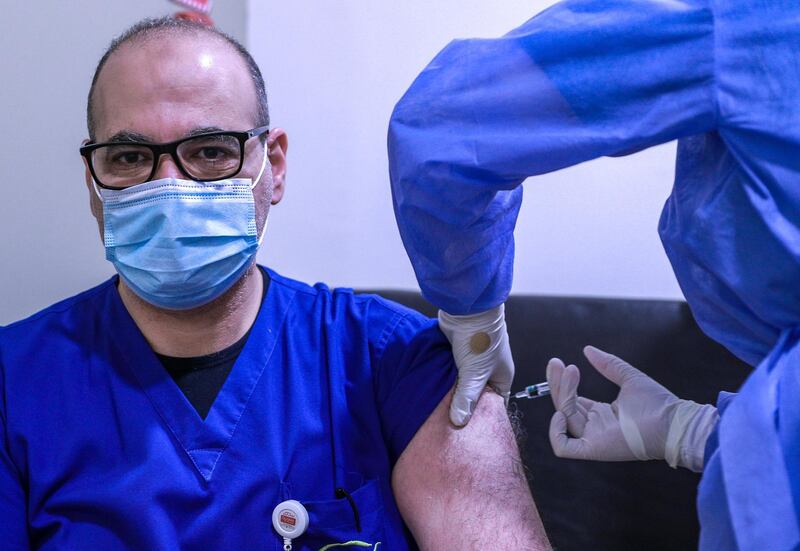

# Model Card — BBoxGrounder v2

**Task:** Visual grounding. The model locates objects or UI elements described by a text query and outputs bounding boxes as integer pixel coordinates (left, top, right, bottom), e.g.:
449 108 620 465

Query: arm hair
392 388 551 550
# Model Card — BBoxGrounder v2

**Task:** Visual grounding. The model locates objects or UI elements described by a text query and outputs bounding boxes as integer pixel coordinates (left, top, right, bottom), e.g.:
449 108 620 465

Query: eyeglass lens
91 134 242 187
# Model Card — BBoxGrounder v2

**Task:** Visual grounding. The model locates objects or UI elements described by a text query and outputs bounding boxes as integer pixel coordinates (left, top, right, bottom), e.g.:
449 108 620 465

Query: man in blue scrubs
388 1 800 548
0 17 549 550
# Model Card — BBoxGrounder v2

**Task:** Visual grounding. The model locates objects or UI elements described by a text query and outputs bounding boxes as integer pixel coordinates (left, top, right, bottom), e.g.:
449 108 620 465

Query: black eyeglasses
80 125 270 189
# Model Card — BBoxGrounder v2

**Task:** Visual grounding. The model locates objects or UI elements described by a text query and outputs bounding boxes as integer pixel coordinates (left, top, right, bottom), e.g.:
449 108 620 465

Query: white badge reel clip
272 499 309 551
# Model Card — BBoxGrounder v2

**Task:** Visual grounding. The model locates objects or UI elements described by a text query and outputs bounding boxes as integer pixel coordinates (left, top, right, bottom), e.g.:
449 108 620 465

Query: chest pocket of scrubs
290 479 385 551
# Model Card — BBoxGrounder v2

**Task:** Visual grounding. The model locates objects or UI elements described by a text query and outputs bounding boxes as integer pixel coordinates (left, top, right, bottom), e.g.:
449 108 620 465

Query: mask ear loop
253 143 271 246
251 142 270 190
92 179 105 203
257 213 269 246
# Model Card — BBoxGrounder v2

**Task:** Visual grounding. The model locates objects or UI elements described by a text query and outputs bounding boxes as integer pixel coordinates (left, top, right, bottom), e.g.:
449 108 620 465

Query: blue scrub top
388 0 800 548
0 267 456 550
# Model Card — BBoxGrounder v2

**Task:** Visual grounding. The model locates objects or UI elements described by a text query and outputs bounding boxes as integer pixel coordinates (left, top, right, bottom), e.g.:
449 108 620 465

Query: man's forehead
92 33 257 141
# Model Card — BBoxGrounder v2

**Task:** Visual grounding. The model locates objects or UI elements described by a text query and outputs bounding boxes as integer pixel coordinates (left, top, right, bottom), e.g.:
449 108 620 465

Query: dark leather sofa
372 291 752 551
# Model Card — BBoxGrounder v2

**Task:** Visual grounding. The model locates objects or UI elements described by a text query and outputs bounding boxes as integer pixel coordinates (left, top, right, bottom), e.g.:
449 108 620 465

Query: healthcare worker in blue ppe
389 0 800 549
0 17 550 551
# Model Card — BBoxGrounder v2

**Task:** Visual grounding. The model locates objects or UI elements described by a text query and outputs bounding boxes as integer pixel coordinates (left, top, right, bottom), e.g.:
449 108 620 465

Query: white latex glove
547 346 718 472
438 304 514 426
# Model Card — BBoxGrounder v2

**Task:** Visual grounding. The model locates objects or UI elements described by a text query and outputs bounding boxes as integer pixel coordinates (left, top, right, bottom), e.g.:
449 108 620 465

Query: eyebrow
107 130 153 143
104 127 227 144
185 126 225 138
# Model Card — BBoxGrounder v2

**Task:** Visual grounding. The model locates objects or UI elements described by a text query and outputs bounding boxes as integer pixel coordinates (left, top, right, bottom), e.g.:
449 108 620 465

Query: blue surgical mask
96 153 271 310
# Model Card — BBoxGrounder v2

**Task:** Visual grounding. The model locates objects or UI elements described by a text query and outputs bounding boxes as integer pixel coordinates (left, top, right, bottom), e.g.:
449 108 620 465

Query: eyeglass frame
80 125 271 190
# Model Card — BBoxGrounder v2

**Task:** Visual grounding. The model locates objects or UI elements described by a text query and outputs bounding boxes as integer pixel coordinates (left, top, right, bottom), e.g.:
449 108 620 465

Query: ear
266 128 288 205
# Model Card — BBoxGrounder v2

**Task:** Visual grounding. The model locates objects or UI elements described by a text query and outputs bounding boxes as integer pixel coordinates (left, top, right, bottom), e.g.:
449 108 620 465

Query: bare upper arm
391 388 551 550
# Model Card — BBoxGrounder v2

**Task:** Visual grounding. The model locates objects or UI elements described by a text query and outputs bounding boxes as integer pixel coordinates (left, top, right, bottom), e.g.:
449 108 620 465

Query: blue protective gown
388 1 800 549
0 267 455 550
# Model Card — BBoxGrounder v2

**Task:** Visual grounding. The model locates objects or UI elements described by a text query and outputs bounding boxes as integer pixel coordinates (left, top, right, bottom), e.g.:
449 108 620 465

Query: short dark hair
86 16 269 141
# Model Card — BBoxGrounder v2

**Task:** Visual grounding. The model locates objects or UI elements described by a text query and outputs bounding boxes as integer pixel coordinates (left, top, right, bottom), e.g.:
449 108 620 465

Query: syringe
512 382 550 400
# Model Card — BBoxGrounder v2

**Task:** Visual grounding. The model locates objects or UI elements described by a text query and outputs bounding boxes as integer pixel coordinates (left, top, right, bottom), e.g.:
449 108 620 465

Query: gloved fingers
450 370 491 427
547 359 587 437
567 396 595 437
438 306 515 424
561 364 588 436
577 396 596 412
488 354 515 400
549 411 589 460
546 358 580 414
545 357 565 387
583 346 643 387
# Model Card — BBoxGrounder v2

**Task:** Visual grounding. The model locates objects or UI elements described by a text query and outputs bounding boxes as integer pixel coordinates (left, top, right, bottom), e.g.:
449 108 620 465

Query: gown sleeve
0 343 30 550
388 0 718 314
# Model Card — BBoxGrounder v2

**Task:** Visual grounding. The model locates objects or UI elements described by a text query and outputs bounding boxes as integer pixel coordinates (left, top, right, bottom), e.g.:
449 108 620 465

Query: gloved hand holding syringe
512 348 718 474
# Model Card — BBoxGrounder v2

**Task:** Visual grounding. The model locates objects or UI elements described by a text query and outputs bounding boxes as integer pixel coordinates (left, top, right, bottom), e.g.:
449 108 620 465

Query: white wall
248 1 684 302
0 1 248 325
0 1 685 326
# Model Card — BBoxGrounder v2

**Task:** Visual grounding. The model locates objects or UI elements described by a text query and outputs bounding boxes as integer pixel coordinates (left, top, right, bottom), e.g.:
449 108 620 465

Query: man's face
84 33 286 239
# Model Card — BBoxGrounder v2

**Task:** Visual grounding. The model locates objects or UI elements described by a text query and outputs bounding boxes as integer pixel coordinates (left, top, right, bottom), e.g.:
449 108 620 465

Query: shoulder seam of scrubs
1 277 116 330
263 269 334 298
373 311 413 362
371 311 419 405
262 268 425 326
359 292 431 326
262 268 378 307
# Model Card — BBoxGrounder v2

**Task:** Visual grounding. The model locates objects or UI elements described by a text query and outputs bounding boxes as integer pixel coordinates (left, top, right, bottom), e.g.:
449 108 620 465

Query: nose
151 153 184 181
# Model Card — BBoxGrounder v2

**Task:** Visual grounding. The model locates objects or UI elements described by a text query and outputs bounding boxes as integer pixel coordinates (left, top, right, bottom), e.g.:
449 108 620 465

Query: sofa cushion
369 291 752 551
